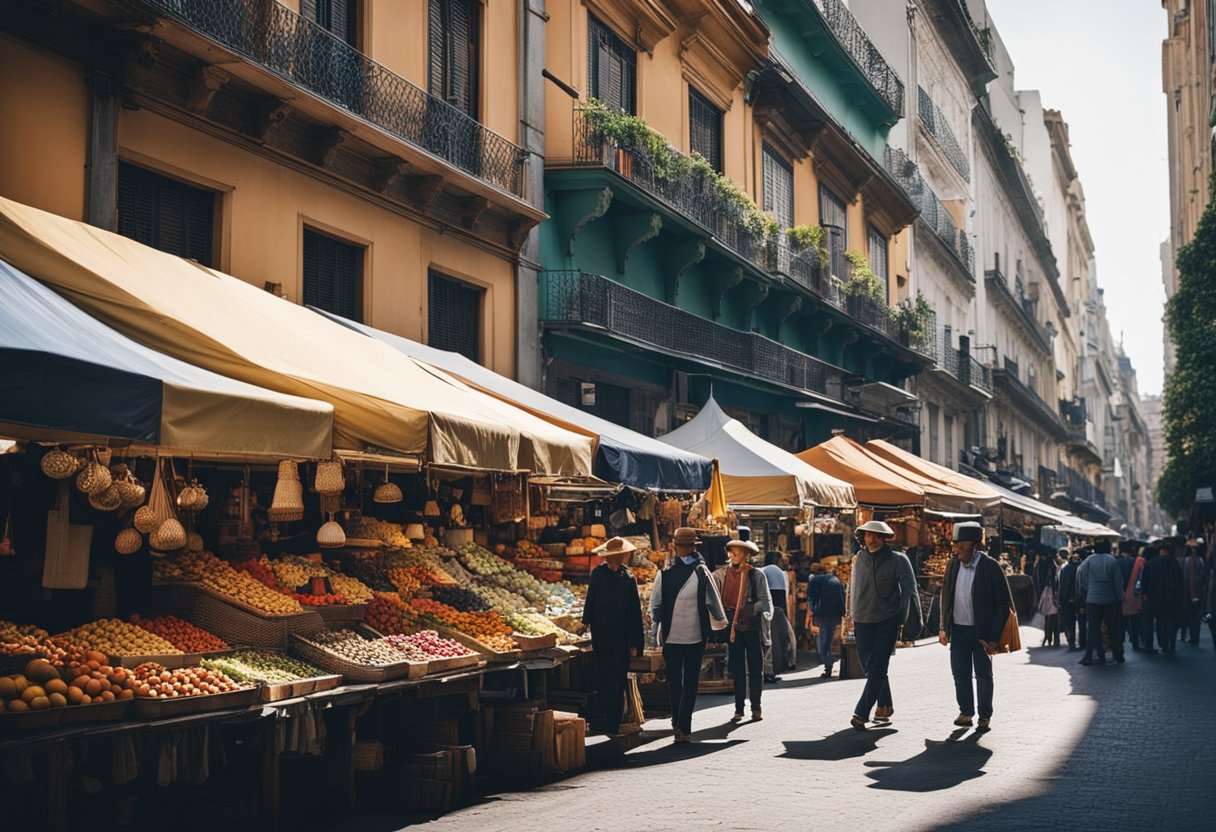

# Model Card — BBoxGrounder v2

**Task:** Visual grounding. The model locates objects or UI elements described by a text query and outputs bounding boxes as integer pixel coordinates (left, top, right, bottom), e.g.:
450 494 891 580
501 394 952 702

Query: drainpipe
515 0 547 389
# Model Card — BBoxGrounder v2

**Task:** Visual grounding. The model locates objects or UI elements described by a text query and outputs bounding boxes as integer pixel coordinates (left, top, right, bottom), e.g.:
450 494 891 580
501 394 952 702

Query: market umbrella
0 258 333 457
0 196 593 474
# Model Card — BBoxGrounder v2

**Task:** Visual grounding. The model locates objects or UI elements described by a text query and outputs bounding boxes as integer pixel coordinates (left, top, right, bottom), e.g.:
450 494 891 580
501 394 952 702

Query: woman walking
713 539 772 721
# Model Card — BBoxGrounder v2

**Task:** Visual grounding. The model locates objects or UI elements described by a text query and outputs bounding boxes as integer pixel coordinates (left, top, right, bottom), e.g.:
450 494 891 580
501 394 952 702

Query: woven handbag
43 482 92 589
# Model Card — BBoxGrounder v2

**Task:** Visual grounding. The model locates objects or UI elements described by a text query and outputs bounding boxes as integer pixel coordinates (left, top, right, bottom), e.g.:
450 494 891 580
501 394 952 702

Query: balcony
917 87 970 181
991 357 1067 439
882 147 973 283
135 0 528 200
984 268 1053 354
568 108 770 273
1061 400 1103 464
810 0 905 118
540 271 845 399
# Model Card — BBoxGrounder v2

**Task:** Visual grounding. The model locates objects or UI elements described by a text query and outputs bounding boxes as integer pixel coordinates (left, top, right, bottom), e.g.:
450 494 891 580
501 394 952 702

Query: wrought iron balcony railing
135 0 527 199
917 87 970 181
1059 464 1106 509
984 268 1052 352
541 270 841 398
570 109 770 272
772 233 837 301
882 145 924 203
993 356 1064 433
932 329 993 393
917 185 975 278
811 0 905 117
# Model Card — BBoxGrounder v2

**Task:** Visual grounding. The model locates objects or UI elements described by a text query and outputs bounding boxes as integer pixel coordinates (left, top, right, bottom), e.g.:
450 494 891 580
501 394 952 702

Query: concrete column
85 73 118 230
514 0 547 389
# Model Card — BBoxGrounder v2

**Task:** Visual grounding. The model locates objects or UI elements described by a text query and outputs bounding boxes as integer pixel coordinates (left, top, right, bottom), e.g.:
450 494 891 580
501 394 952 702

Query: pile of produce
338 552 395 593
192 552 303 615
329 574 374 604
0 654 136 712
346 516 412 548
233 555 372 606
0 621 68 665
299 629 410 666
365 592 422 636
386 565 427 598
465 583 531 614
59 619 182 657
151 549 213 582
202 650 326 685
129 614 228 653
384 630 475 661
410 598 516 652
430 585 492 613
129 661 247 698
505 612 582 644
377 634 431 662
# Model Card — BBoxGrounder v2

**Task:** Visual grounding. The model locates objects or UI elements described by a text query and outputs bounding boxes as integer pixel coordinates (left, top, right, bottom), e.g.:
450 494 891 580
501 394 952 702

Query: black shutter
868 224 889 290
689 87 722 173
428 0 478 116
303 229 363 322
763 146 793 229
588 15 635 114
428 271 482 362
819 185 848 278
428 0 444 100
116 162 214 266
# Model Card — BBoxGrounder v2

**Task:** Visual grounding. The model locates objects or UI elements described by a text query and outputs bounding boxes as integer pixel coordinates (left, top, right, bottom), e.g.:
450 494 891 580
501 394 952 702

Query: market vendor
583 536 645 737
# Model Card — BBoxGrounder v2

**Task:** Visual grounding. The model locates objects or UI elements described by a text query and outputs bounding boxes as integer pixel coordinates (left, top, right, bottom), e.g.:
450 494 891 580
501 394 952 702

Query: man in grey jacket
1077 539 1125 665
938 522 1015 731
849 520 922 731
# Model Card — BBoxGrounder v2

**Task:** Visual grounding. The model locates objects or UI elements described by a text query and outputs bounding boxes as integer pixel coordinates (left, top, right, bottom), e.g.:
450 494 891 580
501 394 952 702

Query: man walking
583 537 645 736
807 562 846 678
1182 544 1208 646
1077 540 1125 665
1143 540 1185 654
1115 541 1137 650
848 520 922 731
1124 543 1148 651
649 527 727 743
938 522 1015 731
1057 549 1080 650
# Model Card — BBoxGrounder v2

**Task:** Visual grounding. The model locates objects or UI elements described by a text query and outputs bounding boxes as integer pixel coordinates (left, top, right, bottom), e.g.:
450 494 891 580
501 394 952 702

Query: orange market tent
798 435 927 508
0 197 593 475
658 397 855 509
863 439 1001 511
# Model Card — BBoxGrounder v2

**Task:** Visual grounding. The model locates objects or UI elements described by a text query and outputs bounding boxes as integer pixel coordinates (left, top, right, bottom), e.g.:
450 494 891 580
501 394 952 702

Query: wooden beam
186 65 229 113
252 99 291 144
406 174 445 213
371 158 410 194
316 127 349 168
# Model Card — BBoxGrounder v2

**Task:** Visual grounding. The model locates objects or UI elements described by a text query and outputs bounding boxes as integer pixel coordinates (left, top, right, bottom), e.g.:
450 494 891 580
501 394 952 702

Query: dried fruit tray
433 625 520 664
288 633 426 683
195 586 305 619
132 686 258 720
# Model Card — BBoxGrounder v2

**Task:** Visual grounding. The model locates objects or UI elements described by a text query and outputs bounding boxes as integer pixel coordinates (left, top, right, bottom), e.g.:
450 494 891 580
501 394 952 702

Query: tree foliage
1158 180 1216 515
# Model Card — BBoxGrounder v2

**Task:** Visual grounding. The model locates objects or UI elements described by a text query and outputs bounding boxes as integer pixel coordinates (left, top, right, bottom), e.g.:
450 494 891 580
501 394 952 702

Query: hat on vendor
724 538 760 554
672 527 701 546
594 536 637 556
952 521 984 543
856 519 896 537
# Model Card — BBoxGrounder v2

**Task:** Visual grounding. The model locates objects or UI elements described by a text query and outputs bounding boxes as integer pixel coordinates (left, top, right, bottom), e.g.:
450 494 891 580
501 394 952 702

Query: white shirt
666 575 703 644
953 557 977 626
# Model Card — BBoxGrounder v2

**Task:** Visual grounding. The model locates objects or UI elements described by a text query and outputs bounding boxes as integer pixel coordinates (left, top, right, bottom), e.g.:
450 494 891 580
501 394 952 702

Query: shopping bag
994 609 1021 654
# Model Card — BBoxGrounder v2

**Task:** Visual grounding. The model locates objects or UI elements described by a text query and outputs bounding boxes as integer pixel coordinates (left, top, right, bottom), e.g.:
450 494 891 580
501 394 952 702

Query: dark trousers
816 616 841 671
852 614 900 719
1140 611 1157 650
1059 603 1078 647
1157 613 1179 653
727 629 763 712
1041 614 1060 646
950 624 994 719
593 646 631 733
1124 612 1141 648
1183 602 1203 644
1208 611 1216 649
1085 602 1123 660
1076 604 1088 649
662 640 705 735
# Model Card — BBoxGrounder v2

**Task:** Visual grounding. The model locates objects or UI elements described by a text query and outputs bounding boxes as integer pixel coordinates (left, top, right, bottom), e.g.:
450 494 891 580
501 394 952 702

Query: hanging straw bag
43 482 93 589
147 459 185 551
41 448 80 480
314 458 345 495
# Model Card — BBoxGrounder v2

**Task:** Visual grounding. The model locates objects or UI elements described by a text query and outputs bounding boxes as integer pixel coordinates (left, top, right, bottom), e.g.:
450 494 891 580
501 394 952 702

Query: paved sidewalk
352 622 1216 831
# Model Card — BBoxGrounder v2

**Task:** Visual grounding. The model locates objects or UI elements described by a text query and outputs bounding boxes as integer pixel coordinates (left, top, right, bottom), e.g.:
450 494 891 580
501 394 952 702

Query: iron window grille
762 145 794 230
117 161 215 267
819 185 848 280
688 87 723 174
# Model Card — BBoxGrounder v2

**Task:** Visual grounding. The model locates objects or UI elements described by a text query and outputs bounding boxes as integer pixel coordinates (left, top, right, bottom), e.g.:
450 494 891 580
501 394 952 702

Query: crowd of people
582 524 1210 743
1032 536 1214 663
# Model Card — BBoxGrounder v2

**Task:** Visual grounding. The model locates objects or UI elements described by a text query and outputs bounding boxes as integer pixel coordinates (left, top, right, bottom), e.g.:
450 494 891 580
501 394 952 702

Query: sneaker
752 706 763 720
954 713 974 727
874 706 894 721
673 730 690 744
850 715 867 731
730 711 745 723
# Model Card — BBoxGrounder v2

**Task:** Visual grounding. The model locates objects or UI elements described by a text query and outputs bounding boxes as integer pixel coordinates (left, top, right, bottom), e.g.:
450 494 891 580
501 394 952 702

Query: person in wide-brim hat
672 527 701 546
594 536 638 557
856 519 896 537
583 535 644 737
724 539 760 555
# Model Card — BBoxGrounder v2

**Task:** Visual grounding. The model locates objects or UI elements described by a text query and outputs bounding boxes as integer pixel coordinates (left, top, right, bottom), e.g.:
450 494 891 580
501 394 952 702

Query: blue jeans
816 616 841 672
950 624 994 719
852 614 900 719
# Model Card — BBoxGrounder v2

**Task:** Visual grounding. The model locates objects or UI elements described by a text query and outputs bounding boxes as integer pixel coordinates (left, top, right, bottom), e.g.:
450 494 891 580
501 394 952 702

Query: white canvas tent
658 397 855 509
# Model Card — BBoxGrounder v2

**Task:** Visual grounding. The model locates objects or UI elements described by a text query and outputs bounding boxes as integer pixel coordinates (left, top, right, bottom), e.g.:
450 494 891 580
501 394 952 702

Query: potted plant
894 290 933 346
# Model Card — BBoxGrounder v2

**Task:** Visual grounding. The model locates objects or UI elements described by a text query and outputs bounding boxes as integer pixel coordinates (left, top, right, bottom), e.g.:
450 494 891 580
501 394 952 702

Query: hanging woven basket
88 485 122 512
77 459 112 496
278 460 301 482
317 514 346 548
268 478 305 522
185 531 205 552
40 448 80 480
151 518 186 551
134 506 158 534
314 458 345 495
115 528 143 556
373 463 403 504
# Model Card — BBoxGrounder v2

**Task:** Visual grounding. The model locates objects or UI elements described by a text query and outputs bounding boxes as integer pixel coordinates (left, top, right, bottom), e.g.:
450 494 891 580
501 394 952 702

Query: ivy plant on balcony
580 98 776 246
786 224 830 269
840 250 888 305
894 290 933 343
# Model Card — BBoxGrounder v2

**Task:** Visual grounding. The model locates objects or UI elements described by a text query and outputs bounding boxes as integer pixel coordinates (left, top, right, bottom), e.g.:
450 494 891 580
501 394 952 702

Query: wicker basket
89 485 122 512
314 458 345 495
288 630 425 683
192 591 323 648
115 528 143 555
40 448 80 480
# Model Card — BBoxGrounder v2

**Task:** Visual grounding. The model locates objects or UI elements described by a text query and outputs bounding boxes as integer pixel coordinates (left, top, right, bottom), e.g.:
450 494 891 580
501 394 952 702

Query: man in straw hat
711 537 773 722
939 522 1015 731
583 537 645 736
848 519 922 731
649 527 728 742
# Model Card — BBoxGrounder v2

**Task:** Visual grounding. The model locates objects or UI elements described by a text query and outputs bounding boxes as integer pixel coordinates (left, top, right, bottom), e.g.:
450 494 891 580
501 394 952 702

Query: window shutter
303 229 363 322
428 0 445 99
116 162 213 266
301 0 318 23
689 88 722 172
428 272 482 362
588 15 634 113
763 146 793 229
868 225 889 290
820 186 848 278
329 0 350 43
449 0 473 113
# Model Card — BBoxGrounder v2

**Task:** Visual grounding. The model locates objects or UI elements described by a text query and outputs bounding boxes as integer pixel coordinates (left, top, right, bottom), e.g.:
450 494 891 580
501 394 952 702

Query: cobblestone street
354 621 1216 831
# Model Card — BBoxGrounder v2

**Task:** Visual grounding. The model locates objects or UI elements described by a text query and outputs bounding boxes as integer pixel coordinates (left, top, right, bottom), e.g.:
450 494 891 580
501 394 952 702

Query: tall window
117 162 215 267
867 224 889 292
428 271 483 362
762 146 794 229
588 15 636 113
303 229 364 323
688 87 723 173
819 185 848 278
428 0 479 116
945 413 955 469
301 0 358 45
927 402 940 464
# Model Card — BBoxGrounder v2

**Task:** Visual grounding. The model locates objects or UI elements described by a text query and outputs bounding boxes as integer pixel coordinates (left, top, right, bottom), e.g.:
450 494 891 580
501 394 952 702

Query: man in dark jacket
807 562 847 678
583 536 645 735
649 527 727 743
1057 549 1079 649
938 522 1015 731
1142 540 1185 654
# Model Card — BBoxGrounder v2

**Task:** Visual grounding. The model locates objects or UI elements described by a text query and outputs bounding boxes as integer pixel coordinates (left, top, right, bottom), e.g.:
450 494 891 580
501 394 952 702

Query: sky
987 0 1170 396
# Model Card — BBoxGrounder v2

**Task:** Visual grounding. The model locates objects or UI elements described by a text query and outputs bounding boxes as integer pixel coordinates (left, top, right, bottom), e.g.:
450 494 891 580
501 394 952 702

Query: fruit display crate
57 698 133 726
259 672 342 703
305 603 367 625
107 649 233 670
512 633 558 652
192 591 324 649
132 685 259 720
424 652 485 675
433 625 520 664
288 628 427 683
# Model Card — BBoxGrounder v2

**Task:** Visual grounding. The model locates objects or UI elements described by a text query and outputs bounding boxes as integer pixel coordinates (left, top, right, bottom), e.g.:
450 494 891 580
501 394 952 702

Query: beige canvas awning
0 197 593 474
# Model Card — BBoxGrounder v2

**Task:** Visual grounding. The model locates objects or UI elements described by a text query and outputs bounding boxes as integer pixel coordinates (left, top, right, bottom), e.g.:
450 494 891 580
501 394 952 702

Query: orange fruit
21 685 46 704
0 677 16 700
48 692 67 709
99 691 115 703
8 699 29 712
23 658 59 684
117 689 134 700
45 679 68 696
66 687 84 706
29 695 50 711
85 679 102 697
